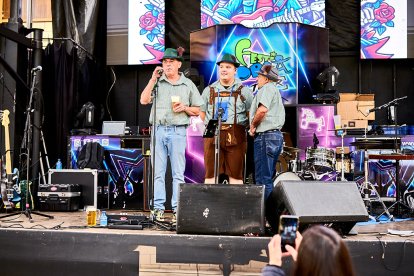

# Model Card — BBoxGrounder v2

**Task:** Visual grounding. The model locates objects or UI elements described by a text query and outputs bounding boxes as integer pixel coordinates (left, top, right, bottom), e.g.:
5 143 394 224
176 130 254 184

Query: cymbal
283 146 302 153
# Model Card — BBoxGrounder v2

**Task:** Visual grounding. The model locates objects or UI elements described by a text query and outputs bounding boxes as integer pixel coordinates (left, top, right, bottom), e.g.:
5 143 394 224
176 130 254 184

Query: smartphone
278 215 299 252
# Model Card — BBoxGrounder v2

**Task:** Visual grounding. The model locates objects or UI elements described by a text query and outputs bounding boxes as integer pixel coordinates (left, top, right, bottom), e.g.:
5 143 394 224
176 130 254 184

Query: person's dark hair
294 225 355 276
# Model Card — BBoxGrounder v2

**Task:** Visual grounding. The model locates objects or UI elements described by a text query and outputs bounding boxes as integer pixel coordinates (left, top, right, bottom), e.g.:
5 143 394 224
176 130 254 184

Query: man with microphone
140 47 203 223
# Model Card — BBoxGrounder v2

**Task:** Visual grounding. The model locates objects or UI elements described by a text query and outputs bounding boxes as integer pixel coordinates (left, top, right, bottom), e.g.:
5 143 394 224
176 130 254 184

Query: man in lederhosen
200 53 253 184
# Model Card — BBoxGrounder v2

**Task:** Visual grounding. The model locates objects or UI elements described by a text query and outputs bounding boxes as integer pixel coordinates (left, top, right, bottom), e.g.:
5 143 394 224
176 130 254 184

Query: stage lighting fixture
76 102 95 128
316 66 340 93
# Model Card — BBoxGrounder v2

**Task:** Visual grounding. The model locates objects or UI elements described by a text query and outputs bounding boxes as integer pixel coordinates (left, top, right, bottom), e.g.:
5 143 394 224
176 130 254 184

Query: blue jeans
254 130 284 200
153 125 187 211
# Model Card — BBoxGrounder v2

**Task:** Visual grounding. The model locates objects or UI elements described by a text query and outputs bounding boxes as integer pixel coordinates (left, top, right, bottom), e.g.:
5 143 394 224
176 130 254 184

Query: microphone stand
368 96 407 153
0 69 53 221
214 107 224 184
389 96 407 153
365 96 408 219
149 77 159 217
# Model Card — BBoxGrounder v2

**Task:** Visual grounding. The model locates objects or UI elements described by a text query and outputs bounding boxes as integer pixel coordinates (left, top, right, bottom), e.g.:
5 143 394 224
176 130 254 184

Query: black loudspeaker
266 181 369 235
176 184 265 235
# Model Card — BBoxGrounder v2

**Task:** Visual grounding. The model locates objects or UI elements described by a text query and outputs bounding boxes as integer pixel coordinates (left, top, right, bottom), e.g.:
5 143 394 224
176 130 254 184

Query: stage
0 210 414 276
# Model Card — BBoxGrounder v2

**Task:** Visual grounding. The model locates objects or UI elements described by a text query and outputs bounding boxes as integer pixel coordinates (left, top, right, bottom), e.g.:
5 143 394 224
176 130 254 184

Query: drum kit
273 136 395 221
274 145 341 186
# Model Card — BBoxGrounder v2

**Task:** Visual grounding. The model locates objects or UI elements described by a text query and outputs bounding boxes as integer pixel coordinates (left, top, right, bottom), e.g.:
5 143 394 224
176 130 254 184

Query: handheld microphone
31 66 42 72
157 69 163 75
368 106 382 113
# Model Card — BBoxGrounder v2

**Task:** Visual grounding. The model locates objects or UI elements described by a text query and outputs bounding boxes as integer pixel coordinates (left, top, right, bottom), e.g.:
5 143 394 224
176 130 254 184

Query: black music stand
203 107 224 184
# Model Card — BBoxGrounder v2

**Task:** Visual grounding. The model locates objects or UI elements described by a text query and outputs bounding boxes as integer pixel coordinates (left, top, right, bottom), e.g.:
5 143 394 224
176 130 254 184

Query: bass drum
273 172 303 187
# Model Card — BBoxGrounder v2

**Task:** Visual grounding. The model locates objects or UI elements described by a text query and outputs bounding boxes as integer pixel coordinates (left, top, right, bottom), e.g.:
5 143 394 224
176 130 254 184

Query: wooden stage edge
0 210 414 276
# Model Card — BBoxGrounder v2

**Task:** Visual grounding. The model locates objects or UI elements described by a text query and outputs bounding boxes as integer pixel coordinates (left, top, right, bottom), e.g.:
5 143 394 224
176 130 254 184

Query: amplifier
38 184 81 211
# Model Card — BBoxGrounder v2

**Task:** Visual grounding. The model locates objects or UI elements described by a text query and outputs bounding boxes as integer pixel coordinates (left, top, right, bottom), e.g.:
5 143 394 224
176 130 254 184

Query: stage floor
0 210 414 276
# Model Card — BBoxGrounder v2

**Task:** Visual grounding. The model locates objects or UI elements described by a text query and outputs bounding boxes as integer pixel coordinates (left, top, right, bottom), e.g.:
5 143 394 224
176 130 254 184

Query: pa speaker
266 181 369 235
176 184 265 235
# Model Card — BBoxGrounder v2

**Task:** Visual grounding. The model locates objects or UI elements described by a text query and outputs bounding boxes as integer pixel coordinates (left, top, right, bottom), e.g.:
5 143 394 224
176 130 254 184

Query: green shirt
250 82 285 132
200 79 253 126
149 73 203 125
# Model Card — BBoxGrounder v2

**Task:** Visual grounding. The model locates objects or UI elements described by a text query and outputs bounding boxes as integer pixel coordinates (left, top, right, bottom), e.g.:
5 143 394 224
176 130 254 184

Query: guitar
201 5 273 27
253 1 325 28
0 110 20 209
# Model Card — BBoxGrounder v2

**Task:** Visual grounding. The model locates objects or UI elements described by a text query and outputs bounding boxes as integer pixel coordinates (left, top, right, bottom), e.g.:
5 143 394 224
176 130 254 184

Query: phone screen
279 215 299 252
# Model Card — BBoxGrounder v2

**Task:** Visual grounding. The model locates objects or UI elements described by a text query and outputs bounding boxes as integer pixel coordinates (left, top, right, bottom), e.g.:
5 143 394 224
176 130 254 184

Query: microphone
368 106 384 113
31 66 42 72
157 69 163 75
313 133 319 149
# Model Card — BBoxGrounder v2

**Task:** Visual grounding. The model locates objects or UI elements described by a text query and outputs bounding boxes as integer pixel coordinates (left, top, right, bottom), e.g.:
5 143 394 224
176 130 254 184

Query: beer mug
171 95 180 110
85 206 101 227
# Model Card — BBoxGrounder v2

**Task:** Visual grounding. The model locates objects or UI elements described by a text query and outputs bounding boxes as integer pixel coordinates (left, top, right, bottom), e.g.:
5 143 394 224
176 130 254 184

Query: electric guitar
253 1 325 28
201 5 275 27
0 110 20 209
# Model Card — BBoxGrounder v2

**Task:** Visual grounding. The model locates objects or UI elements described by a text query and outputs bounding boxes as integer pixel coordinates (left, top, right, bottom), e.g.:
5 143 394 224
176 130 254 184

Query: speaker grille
267 181 369 234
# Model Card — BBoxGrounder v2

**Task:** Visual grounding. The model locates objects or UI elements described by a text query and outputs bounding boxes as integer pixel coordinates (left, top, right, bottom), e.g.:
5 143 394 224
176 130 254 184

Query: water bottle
100 211 108 227
56 159 62 170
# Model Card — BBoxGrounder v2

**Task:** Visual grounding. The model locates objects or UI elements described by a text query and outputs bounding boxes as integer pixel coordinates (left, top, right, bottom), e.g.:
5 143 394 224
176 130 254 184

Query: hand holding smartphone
278 215 299 252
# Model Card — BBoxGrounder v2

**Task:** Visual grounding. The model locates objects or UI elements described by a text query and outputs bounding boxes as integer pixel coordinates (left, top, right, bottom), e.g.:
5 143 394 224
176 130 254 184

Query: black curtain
165 1 200 58
43 43 77 165
43 0 106 167
326 0 360 53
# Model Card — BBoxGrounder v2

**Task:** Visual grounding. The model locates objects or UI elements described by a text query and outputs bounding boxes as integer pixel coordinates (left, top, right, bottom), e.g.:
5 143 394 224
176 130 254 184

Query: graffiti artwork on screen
297 106 355 160
196 24 299 103
128 0 165 65
361 0 407 59
71 137 145 208
201 0 326 29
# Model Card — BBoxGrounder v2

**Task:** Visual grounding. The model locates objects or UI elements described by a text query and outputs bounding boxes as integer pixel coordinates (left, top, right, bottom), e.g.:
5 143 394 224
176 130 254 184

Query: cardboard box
337 93 375 120
341 119 368 129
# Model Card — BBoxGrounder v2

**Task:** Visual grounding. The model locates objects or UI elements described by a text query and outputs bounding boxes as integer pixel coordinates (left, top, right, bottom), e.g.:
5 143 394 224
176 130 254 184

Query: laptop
101 121 126 135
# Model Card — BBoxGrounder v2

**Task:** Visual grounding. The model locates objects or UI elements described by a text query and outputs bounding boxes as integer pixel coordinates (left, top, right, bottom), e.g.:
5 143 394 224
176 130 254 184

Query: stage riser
0 230 413 276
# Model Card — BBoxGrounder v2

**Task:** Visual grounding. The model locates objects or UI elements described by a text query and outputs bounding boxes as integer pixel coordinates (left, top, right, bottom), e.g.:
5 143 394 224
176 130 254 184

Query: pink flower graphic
139 12 157 31
201 13 208 26
157 12 165 24
374 3 395 24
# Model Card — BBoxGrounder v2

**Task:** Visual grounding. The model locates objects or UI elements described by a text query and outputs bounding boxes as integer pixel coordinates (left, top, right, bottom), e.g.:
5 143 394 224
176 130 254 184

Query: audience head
293 225 355 276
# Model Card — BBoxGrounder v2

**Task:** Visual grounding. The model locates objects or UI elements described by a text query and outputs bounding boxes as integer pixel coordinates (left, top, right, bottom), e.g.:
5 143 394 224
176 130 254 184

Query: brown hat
257 65 280 82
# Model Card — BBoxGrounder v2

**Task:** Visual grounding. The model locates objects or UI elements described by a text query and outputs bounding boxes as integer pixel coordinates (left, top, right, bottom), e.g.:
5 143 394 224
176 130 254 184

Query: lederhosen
203 85 247 179
209 85 247 146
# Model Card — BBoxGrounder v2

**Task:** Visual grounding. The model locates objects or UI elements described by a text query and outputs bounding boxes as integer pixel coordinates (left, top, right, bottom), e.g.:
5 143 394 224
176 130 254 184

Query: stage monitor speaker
266 181 369 235
176 183 265 235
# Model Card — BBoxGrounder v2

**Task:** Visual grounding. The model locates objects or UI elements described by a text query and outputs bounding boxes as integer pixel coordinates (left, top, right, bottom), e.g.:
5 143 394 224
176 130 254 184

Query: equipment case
48 169 109 208
38 184 81 211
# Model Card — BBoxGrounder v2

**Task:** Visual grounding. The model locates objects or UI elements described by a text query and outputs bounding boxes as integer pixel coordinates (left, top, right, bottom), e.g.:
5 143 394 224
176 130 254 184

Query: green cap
216 53 240 68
